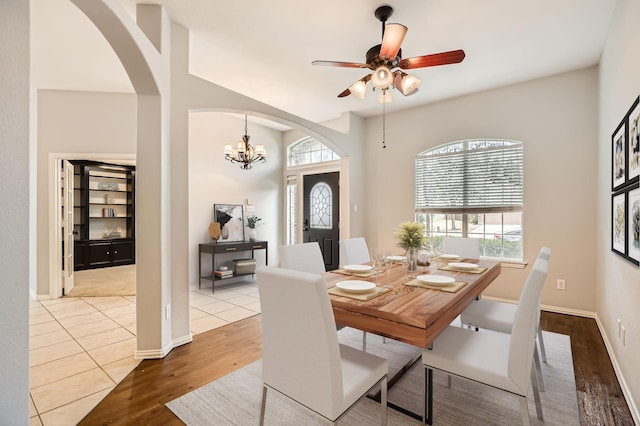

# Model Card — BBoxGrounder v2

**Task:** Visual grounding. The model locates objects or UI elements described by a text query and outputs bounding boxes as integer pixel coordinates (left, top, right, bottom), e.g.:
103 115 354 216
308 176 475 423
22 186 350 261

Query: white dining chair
339 237 374 350
459 247 551 390
441 237 480 259
279 242 326 274
339 237 371 266
257 266 388 425
422 258 549 425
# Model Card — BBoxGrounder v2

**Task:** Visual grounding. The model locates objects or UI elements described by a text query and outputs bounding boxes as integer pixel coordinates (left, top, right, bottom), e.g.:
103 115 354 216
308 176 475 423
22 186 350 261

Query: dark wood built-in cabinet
71 161 136 270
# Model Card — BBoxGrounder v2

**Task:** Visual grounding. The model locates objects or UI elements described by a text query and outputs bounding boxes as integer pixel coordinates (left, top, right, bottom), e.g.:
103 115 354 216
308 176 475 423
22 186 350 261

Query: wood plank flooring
80 312 634 425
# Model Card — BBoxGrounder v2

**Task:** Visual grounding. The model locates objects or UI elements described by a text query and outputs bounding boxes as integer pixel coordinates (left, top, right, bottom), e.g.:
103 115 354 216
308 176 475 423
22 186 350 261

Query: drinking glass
383 251 392 283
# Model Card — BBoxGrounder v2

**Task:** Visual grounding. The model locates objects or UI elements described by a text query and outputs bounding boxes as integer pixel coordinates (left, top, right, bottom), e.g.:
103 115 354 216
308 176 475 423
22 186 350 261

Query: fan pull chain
382 92 387 148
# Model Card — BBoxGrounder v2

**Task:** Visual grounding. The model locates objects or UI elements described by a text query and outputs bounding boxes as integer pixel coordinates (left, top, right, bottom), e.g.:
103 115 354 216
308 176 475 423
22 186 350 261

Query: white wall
363 67 599 313
35 90 136 296
188 112 282 283
0 0 30 422
598 0 640 420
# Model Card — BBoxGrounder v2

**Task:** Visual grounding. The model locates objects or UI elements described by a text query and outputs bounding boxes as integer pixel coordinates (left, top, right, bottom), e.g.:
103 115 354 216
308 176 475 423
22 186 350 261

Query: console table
198 240 268 293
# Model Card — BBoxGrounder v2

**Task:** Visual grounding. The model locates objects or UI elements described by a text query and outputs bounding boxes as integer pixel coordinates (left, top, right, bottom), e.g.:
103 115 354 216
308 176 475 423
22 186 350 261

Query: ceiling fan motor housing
366 44 401 69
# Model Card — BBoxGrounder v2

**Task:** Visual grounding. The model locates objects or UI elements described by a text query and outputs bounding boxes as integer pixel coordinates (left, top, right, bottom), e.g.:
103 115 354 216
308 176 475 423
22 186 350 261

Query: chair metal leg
519 396 531 426
259 385 268 426
537 326 547 363
530 364 544 421
363 331 367 351
381 376 388 426
422 366 433 425
533 345 545 392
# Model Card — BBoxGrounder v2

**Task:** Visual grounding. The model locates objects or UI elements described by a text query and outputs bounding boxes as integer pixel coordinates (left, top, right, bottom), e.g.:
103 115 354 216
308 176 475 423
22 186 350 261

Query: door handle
303 219 310 231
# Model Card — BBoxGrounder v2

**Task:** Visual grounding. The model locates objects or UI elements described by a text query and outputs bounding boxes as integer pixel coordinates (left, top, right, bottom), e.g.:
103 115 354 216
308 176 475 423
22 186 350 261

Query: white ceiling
31 0 617 125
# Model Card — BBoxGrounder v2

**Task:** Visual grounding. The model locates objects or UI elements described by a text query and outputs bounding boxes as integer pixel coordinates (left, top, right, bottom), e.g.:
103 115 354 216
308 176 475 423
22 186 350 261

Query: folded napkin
328 285 391 301
438 264 487 274
333 268 379 278
404 279 468 293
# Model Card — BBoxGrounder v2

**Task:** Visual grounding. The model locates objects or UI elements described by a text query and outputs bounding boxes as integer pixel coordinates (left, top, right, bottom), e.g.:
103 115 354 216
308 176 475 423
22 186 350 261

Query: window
286 176 297 244
310 182 333 229
287 137 340 167
415 139 524 260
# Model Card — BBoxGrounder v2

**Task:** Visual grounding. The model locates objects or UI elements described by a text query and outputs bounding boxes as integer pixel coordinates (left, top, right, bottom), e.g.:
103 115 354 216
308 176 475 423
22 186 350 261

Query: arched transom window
287 137 340 167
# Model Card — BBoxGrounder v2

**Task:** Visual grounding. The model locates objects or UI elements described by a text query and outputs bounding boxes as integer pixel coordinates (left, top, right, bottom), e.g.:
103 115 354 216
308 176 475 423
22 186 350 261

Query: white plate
440 254 461 260
336 280 376 293
416 275 455 286
449 262 479 270
386 255 406 262
343 264 373 272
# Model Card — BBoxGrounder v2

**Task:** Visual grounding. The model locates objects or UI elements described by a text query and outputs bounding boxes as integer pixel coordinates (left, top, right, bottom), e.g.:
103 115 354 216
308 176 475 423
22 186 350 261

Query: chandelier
224 115 266 170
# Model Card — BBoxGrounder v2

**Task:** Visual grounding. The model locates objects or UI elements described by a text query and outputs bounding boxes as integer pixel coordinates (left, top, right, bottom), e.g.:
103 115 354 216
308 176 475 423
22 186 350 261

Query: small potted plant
395 221 426 273
246 215 262 242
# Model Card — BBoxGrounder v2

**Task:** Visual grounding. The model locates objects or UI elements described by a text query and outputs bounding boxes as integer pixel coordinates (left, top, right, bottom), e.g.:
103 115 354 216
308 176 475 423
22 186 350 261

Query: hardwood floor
80 312 634 425
540 312 634 426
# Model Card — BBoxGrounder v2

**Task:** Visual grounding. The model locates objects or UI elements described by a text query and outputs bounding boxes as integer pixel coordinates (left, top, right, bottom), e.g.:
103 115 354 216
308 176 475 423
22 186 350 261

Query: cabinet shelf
70 160 136 271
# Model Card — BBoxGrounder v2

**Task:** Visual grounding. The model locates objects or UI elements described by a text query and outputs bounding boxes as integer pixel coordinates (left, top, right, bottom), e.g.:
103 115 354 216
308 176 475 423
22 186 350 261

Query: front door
303 172 339 270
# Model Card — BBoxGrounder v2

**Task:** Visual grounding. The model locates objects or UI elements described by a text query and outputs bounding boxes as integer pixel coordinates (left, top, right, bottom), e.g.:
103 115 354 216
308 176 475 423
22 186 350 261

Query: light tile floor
29 280 260 426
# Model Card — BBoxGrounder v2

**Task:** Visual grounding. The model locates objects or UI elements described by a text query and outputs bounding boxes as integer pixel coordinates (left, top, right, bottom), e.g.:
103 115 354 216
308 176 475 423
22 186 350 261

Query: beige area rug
166 327 579 425
66 264 136 297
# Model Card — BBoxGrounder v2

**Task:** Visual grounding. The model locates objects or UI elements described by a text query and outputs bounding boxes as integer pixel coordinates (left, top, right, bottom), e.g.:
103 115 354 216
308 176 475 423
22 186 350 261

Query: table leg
198 249 202 290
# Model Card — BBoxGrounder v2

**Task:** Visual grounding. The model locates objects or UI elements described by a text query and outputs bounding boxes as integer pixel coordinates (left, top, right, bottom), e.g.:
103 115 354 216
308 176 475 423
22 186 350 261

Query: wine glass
383 251 392 284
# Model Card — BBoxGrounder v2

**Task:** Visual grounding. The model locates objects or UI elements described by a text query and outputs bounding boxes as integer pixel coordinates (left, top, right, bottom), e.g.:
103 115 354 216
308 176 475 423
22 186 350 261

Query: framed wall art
612 190 626 258
612 119 626 190
214 203 245 242
628 185 640 265
628 96 640 183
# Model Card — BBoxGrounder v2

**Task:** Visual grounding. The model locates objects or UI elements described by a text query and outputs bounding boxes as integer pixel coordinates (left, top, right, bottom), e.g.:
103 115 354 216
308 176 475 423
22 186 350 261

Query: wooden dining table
325 258 501 348
325 257 501 424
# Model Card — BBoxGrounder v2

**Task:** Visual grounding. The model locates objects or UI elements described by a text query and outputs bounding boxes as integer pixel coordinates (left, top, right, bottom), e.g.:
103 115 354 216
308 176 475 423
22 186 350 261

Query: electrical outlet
556 279 566 290
165 304 171 320
621 326 626 346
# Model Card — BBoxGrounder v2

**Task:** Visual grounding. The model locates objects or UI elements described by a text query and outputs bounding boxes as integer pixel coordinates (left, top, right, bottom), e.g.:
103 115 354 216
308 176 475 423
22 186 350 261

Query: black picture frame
627 184 640 266
612 189 626 258
627 96 640 185
612 118 626 191
214 204 245 242
612 183 640 266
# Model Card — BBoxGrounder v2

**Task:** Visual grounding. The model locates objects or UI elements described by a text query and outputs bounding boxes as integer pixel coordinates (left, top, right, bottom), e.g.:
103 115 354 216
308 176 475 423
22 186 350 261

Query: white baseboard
134 334 193 360
593 314 640 425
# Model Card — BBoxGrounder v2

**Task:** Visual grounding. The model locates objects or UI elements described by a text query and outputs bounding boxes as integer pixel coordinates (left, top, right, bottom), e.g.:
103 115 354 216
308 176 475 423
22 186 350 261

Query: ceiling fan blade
398 49 466 69
337 88 351 98
312 60 369 69
380 23 407 61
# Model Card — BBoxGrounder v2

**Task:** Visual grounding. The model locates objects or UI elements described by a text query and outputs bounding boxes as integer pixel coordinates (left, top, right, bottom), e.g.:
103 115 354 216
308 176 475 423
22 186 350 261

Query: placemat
438 264 487 274
328 285 391 301
333 268 380 278
404 279 468 293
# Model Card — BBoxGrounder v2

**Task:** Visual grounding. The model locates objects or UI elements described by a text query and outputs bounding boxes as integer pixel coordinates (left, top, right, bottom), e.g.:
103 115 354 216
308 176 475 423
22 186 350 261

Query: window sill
481 257 527 269
500 260 527 269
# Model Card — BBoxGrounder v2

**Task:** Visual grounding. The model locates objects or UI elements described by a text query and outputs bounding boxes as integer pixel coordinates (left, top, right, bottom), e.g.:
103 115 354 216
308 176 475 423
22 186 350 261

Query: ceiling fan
312 5 465 102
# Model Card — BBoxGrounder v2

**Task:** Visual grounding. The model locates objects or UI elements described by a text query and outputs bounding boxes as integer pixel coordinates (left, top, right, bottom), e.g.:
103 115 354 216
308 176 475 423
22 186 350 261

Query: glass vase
406 247 418 277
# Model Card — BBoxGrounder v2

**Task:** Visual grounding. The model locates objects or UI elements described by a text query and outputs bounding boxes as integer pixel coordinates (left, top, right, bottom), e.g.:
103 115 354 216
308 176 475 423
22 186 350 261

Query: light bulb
371 66 393 89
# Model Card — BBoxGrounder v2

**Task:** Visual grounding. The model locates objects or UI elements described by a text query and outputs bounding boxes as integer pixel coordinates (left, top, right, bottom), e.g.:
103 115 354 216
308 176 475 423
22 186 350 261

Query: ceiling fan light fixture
377 88 393 103
349 79 367 100
371 65 393 89
400 73 421 95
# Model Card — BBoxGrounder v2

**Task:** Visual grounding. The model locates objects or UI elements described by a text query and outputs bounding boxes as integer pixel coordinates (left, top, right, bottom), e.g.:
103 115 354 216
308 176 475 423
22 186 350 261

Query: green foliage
246 216 262 229
396 222 427 250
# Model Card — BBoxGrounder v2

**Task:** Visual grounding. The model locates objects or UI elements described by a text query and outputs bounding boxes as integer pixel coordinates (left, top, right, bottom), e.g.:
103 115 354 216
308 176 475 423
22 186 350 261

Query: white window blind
415 140 523 214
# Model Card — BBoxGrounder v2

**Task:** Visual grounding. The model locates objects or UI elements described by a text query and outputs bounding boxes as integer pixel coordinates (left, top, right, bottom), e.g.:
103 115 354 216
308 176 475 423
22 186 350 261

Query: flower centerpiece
246 215 262 241
395 221 426 272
